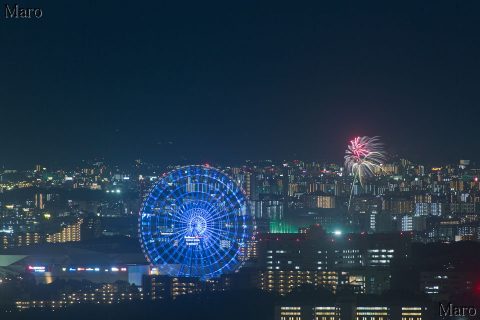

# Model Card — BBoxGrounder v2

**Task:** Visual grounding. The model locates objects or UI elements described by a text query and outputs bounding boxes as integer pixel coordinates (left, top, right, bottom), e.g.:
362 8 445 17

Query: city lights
2 1 478 318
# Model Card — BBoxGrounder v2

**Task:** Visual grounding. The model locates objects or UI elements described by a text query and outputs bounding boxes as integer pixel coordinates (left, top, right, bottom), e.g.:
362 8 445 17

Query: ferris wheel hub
187 212 208 235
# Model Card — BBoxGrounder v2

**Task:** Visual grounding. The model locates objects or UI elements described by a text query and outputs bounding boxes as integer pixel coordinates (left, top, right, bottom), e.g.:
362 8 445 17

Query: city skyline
0 134 477 170
2 146 480 318
1 146 477 171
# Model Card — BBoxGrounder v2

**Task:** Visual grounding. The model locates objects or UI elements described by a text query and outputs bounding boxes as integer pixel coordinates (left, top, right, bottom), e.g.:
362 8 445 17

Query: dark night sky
1 1 479 168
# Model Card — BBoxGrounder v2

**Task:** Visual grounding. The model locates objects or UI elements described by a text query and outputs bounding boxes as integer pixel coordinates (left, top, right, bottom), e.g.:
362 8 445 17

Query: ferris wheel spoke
206 208 240 224
158 227 190 261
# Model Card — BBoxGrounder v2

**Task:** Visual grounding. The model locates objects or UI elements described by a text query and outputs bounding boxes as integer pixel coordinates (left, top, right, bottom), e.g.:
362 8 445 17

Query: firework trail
345 136 386 210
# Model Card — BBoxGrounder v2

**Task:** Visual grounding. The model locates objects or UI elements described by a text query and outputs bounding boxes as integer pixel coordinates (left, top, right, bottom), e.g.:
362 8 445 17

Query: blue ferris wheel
139 165 252 279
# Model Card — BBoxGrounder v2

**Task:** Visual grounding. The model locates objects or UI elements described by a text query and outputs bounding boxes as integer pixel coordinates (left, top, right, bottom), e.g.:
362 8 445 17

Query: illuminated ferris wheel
139 165 251 279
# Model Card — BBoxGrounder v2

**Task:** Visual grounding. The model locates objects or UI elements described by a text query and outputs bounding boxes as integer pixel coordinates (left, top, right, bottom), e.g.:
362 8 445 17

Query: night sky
1 1 479 167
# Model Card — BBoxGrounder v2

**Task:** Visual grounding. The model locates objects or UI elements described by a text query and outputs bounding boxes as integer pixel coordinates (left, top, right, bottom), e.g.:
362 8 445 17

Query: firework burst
345 136 386 184
345 136 386 210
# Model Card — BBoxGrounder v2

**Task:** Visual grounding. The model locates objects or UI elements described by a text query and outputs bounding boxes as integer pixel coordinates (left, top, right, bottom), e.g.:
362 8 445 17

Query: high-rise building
355 306 389 320
143 275 201 300
401 215 413 232
1 232 42 249
80 214 102 240
257 229 409 274
46 219 82 243
259 270 338 295
34 193 44 209
304 194 336 209
274 304 427 320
